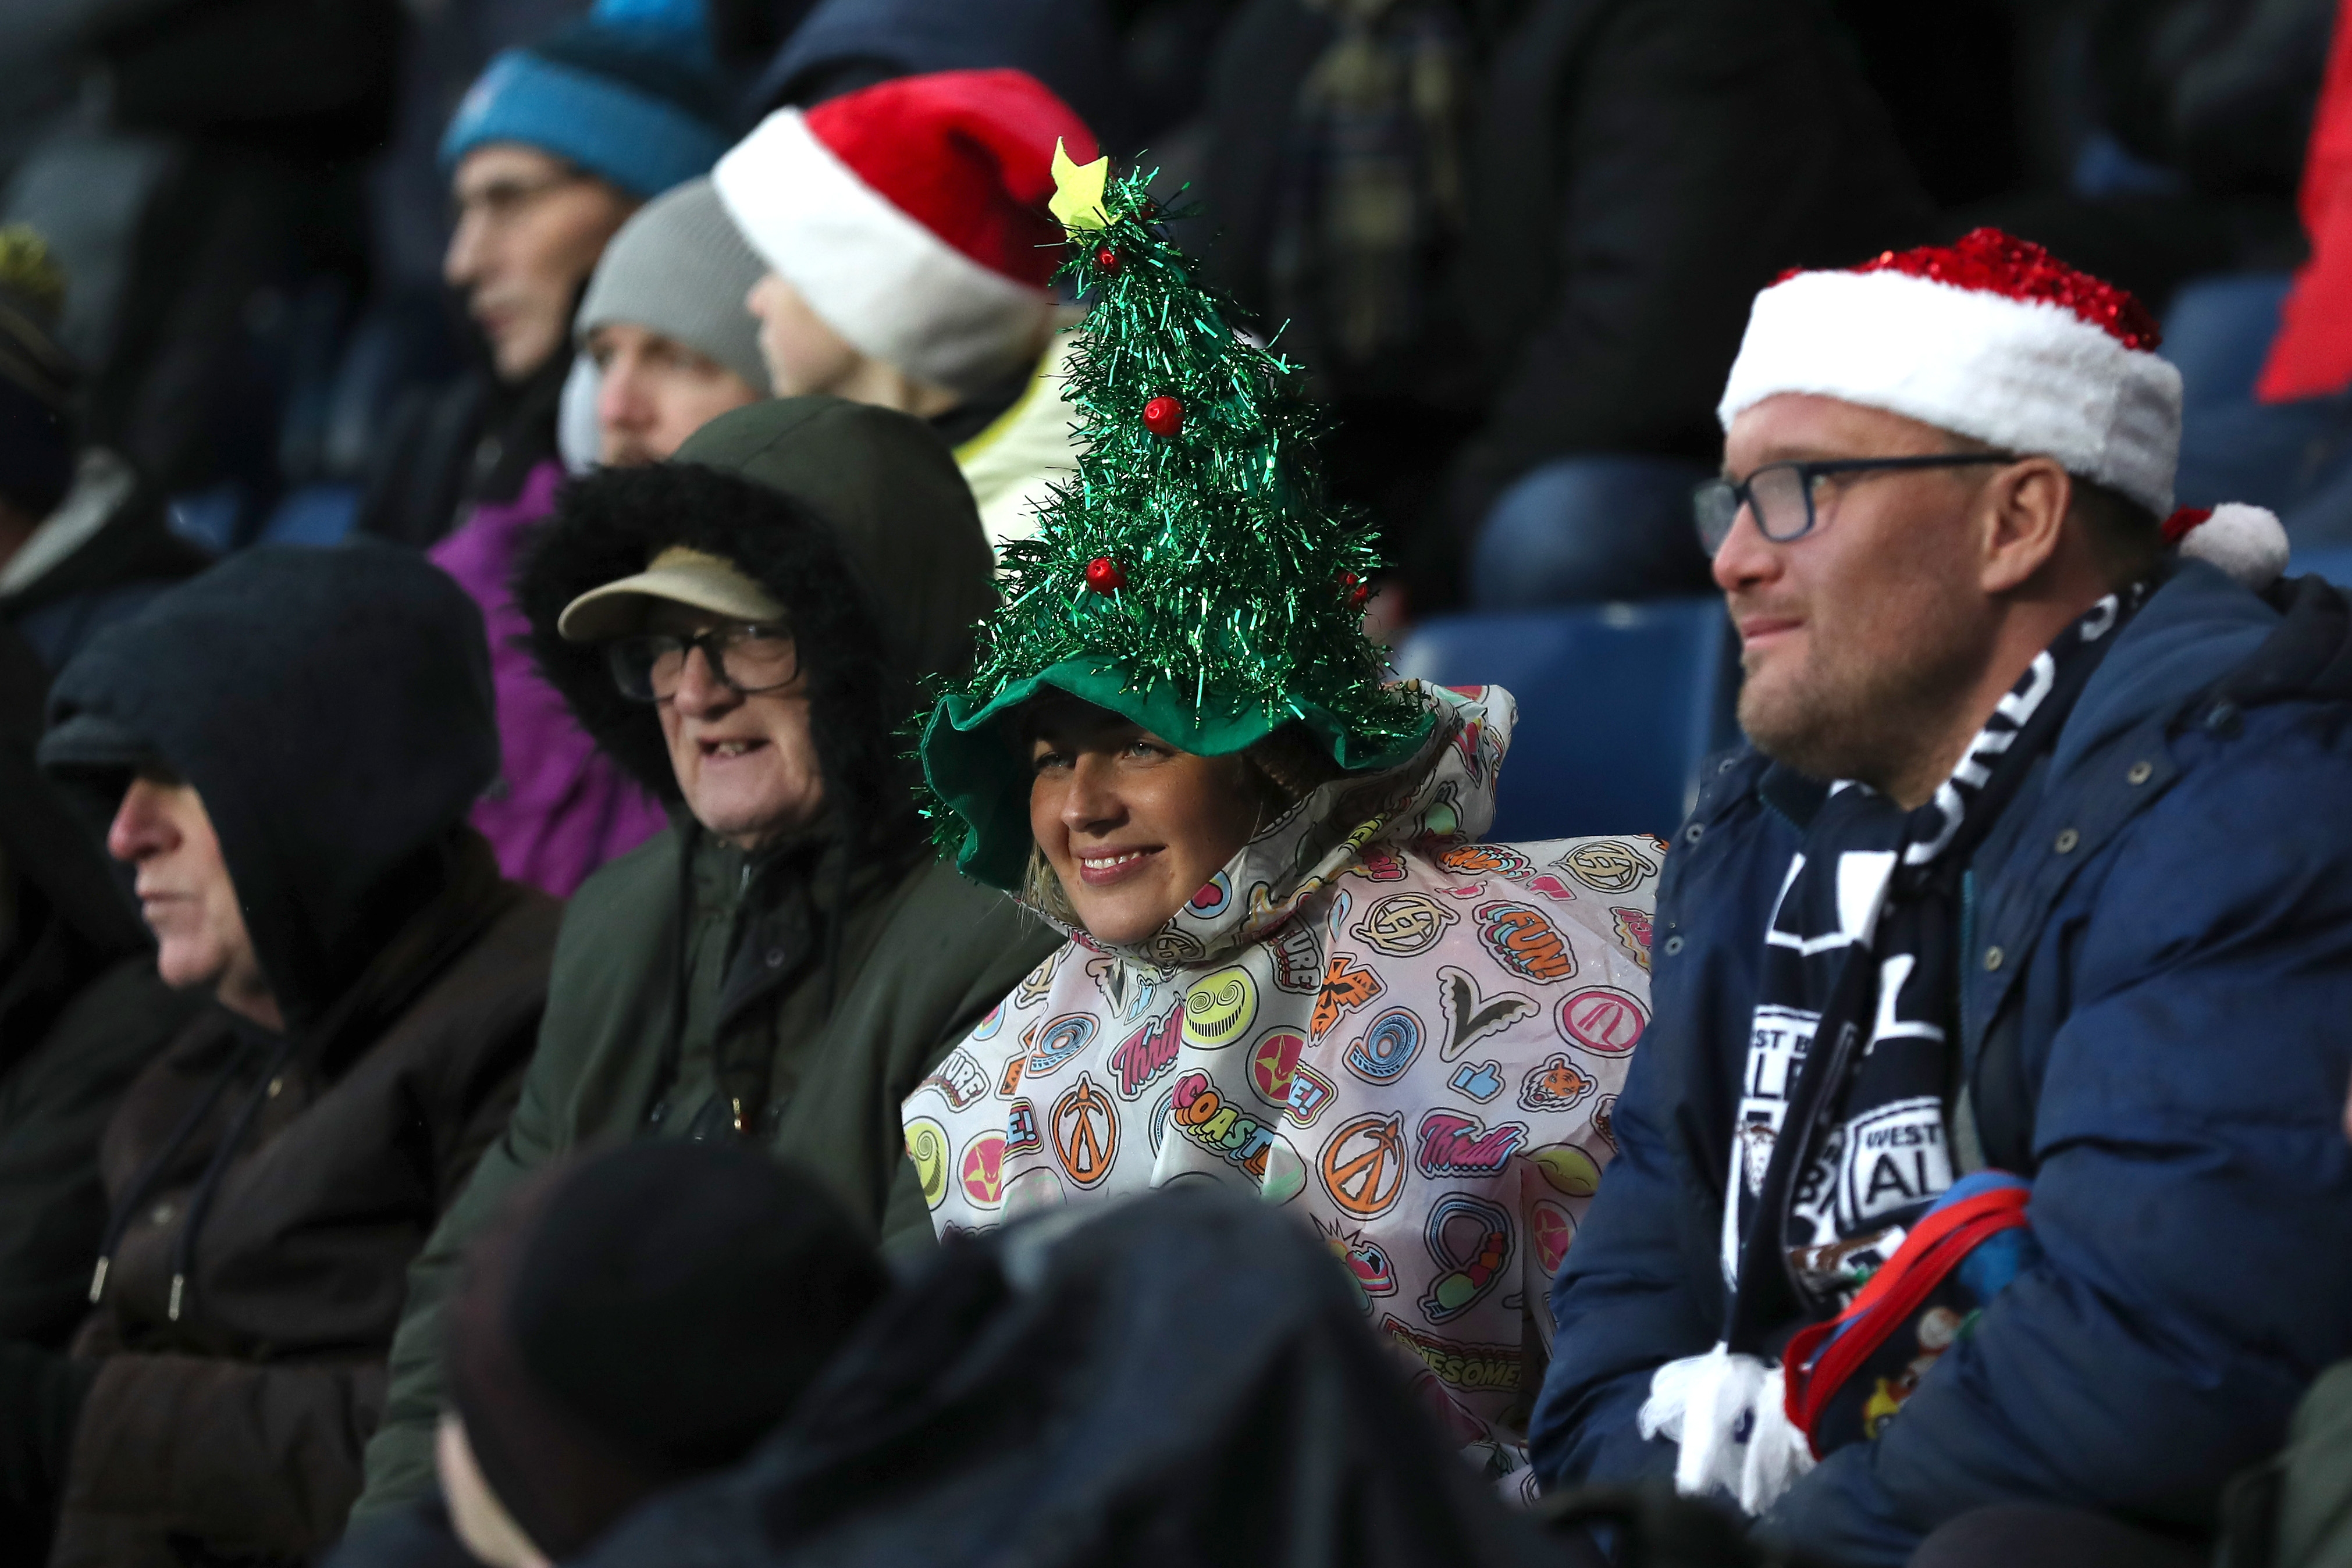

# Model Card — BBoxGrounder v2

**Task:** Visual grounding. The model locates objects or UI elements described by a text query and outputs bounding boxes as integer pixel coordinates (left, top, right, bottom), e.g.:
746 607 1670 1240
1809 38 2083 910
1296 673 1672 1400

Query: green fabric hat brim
921 654 1435 891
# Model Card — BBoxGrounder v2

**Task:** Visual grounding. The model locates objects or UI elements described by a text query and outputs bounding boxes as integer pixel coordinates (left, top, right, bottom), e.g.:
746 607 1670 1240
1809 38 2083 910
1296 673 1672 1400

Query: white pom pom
2179 501 2289 591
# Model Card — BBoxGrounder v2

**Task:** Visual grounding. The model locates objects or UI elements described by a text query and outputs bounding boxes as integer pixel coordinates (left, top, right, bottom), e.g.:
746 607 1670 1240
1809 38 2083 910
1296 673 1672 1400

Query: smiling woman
1022 700 1279 946
902 148 1663 1494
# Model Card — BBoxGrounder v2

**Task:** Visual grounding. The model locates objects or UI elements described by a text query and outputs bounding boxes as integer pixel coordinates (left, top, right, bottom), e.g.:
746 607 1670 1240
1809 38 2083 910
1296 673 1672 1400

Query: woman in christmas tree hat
907 149 1661 1487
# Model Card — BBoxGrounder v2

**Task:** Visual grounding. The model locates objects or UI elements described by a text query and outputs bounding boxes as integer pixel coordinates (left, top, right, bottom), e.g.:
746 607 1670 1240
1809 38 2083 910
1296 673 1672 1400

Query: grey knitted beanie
576 177 773 395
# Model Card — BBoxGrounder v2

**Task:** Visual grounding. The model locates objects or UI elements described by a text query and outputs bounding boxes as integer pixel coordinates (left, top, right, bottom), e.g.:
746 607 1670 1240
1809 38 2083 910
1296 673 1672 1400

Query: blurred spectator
715 69 1097 554
433 1143 887 1566
23 545 558 1567
430 177 770 899
2204 0 2352 547
359 13 728 550
572 1190 1570 1568
0 0 400 526
348 398 1059 1527
0 228 207 672
744 0 1133 153
577 178 771 466
1197 0 1931 613
1830 2 2027 212
1979 0 2325 316
371 0 592 301
0 625 197 1563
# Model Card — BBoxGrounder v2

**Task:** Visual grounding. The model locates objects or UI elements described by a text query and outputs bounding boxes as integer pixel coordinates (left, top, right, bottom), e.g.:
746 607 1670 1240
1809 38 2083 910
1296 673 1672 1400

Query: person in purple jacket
430 177 771 896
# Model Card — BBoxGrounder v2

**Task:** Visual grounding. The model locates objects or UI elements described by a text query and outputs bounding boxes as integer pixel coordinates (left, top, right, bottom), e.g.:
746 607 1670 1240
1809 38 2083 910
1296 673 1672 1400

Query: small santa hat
2163 503 2291 593
1719 229 2184 519
713 69 1096 397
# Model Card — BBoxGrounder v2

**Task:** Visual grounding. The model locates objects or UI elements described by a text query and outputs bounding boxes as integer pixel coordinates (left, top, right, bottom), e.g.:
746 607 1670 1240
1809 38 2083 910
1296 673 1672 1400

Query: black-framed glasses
1693 454 2017 555
607 622 798 704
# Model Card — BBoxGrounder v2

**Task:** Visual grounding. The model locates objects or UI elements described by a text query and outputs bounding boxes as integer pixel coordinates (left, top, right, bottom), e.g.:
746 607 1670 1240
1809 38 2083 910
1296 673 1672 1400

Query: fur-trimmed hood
514 397 997 849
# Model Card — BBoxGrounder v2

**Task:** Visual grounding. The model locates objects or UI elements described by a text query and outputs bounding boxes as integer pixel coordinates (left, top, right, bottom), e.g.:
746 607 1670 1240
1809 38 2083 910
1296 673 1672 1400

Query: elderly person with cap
1531 229 2352 1567
431 176 773 899
361 10 730 550
348 395 1059 1531
12 544 560 1568
716 69 1095 555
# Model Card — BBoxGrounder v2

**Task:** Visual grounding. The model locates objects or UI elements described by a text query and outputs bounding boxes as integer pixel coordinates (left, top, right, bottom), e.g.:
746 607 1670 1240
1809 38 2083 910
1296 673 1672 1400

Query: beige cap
557 546 787 642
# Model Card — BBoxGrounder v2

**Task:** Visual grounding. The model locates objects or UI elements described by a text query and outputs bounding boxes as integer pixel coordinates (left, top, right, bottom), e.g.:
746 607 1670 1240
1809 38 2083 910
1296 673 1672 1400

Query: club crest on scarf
1725 589 2140 1311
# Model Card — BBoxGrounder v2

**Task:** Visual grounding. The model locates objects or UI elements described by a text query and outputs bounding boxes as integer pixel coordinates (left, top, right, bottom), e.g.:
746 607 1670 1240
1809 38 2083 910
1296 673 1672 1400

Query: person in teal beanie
362 7 730 551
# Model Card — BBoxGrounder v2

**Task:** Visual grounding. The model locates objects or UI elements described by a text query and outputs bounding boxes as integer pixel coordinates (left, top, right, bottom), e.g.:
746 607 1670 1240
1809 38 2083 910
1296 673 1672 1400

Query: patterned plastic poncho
904 683 1660 1492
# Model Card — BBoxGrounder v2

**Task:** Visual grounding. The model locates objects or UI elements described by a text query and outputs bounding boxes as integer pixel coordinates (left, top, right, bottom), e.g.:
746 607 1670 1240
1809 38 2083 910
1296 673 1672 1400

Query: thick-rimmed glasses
1693 454 2016 555
607 622 798 703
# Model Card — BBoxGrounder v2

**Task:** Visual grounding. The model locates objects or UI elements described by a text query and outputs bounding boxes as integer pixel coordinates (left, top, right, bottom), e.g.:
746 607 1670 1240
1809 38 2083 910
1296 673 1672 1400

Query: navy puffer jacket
1531 561 2352 1565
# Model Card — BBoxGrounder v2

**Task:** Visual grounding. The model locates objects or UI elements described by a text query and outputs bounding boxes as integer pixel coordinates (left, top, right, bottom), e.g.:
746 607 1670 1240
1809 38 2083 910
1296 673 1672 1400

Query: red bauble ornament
1084 556 1127 593
1094 245 1120 273
1142 395 1184 437
1340 571 1369 608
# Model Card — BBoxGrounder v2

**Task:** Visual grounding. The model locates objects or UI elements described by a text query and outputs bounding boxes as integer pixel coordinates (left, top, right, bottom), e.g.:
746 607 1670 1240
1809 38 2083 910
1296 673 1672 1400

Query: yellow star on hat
1048 138 1110 232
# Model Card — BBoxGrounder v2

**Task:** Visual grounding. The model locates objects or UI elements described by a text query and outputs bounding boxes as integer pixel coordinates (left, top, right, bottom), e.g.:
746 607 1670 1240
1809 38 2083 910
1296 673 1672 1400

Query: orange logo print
1312 952 1385 1038
1440 843 1530 878
1319 1113 1408 1219
1049 1072 1120 1189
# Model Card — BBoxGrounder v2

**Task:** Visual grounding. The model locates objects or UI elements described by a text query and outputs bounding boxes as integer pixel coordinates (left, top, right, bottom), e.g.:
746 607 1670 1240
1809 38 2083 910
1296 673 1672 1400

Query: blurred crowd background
0 0 2339 661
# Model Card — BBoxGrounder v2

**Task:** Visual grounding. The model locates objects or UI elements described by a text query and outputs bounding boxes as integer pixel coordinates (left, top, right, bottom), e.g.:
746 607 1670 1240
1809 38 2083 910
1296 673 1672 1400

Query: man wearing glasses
347 395 1059 1532
1531 230 2352 1568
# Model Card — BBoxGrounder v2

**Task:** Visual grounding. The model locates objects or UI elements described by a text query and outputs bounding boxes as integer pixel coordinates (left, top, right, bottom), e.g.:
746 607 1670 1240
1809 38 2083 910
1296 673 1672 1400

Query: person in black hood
350 396 1059 1527
0 623 198 1565
22 543 561 1568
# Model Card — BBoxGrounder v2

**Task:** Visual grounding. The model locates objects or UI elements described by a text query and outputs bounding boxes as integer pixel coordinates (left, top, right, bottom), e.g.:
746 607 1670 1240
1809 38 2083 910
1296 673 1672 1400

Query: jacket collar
2050 560 2279 781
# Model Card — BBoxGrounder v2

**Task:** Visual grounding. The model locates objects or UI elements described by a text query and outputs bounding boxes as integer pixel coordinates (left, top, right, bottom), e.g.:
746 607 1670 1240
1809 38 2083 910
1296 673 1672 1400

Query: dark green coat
351 396 1060 1524
352 822 1051 1519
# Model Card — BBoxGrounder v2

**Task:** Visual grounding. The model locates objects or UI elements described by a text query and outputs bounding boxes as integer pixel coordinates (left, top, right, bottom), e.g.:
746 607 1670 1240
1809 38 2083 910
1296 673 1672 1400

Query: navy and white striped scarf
1723 588 2143 1334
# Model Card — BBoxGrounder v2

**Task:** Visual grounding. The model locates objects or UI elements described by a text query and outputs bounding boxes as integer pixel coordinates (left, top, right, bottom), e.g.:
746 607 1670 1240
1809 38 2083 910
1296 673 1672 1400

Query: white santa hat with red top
713 69 1095 398
1718 228 2289 589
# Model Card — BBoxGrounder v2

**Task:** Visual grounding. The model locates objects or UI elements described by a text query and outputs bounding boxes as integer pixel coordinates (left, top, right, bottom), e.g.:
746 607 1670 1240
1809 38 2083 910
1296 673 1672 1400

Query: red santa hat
1718 229 2289 589
712 69 1095 397
1721 229 2179 514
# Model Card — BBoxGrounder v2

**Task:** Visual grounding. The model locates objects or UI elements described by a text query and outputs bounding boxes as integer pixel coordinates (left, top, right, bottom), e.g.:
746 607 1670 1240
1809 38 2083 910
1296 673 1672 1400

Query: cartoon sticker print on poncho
906 686 1660 1462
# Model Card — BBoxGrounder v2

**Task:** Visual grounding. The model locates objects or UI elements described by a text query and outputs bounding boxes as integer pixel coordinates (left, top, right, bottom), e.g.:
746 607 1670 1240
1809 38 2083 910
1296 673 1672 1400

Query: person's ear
1976 456 2072 596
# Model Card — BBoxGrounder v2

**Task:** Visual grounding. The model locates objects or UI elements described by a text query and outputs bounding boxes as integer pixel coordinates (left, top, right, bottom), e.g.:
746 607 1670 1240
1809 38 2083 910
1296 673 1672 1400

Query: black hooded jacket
351 398 1061 1524
576 1190 1585 1568
31 544 561 1568
0 625 199 1374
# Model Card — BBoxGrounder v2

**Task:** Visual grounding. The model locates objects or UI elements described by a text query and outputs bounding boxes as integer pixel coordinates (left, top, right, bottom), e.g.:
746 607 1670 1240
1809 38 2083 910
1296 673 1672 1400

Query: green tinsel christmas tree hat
917 144 1433 891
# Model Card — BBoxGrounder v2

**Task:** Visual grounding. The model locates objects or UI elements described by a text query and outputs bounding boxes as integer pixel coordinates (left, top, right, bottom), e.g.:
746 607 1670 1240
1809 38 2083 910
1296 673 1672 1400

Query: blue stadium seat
257 484 362 547
2291 545 2352 589
1391 598 1739 842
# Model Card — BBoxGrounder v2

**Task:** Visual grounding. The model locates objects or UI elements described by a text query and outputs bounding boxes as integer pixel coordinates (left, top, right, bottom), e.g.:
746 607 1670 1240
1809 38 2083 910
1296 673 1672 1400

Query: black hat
446 1142 891 1560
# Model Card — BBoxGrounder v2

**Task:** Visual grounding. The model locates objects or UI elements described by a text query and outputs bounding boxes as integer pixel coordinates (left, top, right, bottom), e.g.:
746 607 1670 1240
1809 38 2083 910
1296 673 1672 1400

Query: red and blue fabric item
1780 1171 2038 1456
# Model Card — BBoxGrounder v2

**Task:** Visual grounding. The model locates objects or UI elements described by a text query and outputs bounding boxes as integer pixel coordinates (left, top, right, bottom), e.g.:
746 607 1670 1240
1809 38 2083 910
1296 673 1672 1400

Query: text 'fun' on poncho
905 683 1660 1489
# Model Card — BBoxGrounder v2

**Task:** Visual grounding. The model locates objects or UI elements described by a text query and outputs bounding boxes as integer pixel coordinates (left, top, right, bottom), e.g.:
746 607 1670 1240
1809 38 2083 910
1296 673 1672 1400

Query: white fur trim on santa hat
1718 268 2184 518
714 109 1053 398
2177 502 2289 591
